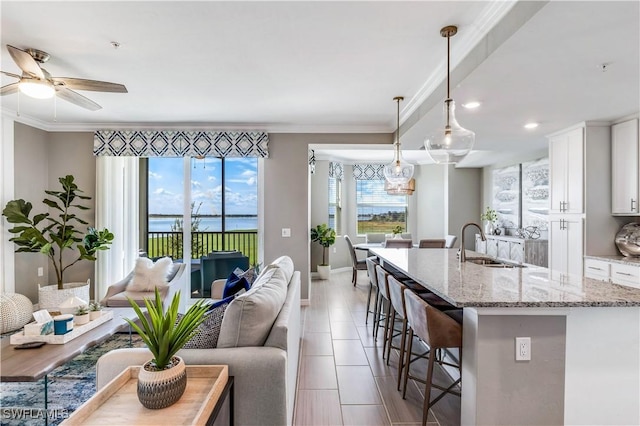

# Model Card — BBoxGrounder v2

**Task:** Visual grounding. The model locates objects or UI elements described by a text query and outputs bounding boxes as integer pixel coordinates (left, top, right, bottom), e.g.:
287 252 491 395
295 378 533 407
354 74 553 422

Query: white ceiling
1 1 639 168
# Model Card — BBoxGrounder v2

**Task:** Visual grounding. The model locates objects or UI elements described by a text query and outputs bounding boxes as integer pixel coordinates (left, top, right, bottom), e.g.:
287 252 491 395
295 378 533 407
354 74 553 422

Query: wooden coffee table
0 308 139 410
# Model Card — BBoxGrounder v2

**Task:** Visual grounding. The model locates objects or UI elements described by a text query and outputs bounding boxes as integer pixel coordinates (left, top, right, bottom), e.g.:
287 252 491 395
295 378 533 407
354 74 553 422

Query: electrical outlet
281 228 291 238
333 247 337 253
37 267 44 277
515 337 531 361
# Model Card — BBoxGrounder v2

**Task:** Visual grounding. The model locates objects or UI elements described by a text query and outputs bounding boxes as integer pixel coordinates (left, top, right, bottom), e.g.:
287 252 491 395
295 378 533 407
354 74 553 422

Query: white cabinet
475 235 545 266
549 127 584 214
611 119 639 215
583 257 640 290
549 216 583 279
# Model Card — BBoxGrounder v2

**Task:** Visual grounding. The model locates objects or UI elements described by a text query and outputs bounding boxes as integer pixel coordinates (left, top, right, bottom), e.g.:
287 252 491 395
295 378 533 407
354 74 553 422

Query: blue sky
148 157 258 216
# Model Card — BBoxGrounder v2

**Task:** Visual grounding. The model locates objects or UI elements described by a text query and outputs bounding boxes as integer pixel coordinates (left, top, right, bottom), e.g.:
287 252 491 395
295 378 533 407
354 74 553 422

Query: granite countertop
584 255 640 266
370 248 640 308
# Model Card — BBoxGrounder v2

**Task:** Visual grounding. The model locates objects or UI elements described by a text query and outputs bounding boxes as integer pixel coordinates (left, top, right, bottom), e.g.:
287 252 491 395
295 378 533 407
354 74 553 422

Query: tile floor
293 268 461 426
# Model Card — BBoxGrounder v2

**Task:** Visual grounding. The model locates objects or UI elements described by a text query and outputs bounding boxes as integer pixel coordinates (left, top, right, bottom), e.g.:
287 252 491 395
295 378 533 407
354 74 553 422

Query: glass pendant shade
19 79 55 99
384 96 414 185
424 98 475 164
383 147 414 185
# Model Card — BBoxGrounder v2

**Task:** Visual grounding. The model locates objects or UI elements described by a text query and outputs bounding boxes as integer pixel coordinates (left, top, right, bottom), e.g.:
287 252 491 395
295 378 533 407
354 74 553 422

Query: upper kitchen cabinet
612 118 640 215
549 127 584 214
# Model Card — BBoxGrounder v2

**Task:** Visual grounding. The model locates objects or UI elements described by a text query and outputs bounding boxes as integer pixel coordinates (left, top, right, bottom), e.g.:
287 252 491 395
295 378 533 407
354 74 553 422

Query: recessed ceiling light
462 101 481 109
524 122 539 129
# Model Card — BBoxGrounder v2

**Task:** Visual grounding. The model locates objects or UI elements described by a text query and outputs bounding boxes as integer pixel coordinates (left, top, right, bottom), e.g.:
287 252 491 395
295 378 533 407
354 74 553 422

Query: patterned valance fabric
329 161 344 180
353 164 385 180
93 130 269 157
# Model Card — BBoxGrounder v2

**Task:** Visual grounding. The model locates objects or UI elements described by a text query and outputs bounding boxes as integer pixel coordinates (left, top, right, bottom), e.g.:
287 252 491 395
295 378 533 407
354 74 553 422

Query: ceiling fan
0 44 127 111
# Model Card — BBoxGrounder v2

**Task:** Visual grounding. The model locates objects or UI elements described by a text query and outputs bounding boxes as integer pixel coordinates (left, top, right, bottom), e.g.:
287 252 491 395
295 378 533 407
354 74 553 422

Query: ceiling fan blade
1 83 19 96
56 87 102 111
1 70 21 79
7 45 45 80
54 77 127 93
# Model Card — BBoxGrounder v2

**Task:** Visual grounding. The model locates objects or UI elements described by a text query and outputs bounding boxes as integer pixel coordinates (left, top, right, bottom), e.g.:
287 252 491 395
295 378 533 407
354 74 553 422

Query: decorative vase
74 313 90 325
38 281 90 311
484 221 495 236
317 265 331 280
137 356 187 409
615 222 640 257
89 310 102 321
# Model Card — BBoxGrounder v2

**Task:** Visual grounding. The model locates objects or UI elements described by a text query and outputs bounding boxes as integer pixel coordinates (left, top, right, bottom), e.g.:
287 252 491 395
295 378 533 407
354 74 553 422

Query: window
328 177 341 234
355 180 407 234
145 157 258 265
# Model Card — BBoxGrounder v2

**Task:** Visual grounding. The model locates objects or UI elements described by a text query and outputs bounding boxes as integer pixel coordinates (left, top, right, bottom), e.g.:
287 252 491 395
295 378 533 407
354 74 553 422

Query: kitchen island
370 247 640 426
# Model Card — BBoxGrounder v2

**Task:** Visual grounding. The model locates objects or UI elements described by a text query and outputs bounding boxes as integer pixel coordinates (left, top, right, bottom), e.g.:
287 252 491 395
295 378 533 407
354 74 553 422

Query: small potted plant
391 225 404 238
125 288 209 409
480 206 498 235
88 301 103 320
310 224 336 280
74 305 90 325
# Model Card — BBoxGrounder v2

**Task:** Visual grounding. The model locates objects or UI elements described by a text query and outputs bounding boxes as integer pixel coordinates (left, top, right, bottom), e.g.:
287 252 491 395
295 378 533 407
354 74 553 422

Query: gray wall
415 165 447 241
448 166 483 250
13 123 50 302
12 127 96 302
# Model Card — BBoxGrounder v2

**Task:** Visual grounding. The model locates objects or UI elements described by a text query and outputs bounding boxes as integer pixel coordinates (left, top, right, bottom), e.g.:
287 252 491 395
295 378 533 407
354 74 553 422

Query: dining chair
444 235 457 248
344 235 367 286
365 233 386 244
383 239 413 248
419 239 446 248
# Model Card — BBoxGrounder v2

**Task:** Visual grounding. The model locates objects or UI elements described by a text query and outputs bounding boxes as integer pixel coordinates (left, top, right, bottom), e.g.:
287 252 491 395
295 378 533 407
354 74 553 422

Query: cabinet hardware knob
632 199 636 211
587 267 602 271
616 272 634 276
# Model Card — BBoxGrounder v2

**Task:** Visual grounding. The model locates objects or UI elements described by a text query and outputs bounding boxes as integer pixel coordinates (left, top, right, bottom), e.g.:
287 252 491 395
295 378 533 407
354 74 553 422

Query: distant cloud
153 188 173 195
191 180 201 188
149 171 162 179
207 175 216 181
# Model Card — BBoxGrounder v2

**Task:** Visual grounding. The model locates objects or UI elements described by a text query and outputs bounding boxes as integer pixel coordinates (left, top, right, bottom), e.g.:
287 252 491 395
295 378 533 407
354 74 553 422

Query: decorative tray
10 310 114 345
62 365 229 425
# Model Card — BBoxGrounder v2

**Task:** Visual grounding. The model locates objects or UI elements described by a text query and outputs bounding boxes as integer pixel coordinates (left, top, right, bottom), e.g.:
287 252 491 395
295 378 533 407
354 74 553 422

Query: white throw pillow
127 257 173 292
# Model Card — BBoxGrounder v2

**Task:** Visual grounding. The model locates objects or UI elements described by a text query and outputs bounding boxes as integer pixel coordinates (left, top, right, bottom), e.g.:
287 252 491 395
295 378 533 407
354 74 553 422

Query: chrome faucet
459 222 486 263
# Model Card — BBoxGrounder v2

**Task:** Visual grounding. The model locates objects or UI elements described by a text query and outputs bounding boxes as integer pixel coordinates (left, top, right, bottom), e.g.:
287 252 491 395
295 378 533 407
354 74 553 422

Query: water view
148 216 258 232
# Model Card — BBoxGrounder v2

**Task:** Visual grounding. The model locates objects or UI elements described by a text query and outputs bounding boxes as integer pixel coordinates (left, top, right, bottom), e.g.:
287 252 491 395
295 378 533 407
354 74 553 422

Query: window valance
353 164 385 180
329 161 344 180
93 130 269 158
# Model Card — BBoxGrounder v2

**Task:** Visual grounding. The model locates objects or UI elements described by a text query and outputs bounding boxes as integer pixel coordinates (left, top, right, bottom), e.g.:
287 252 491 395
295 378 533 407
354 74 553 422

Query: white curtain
94 156 139 301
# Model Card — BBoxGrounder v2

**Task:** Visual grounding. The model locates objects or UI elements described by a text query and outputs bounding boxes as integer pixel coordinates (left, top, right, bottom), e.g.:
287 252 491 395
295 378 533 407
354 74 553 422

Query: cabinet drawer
611 263 640 289
584 259 610 281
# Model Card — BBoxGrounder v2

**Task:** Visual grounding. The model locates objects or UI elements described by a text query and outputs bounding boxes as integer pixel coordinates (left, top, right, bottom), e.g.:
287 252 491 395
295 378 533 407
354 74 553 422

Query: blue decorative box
53 314 74 335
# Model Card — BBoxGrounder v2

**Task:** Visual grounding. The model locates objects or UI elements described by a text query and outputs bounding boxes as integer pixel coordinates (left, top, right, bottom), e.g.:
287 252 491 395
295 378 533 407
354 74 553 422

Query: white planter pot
89 310 102 321
38 281 91 311
317 265 331 280
74 313 90 325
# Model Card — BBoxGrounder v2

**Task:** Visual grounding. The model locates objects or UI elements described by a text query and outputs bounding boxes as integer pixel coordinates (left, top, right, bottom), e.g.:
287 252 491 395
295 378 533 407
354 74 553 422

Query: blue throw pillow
209 295 235 310
222 272 250 298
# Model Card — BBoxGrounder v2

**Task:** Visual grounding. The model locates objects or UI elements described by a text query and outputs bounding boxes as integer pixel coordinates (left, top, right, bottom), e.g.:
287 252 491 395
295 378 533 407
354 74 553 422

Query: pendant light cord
447 32 451 100
395 97 401 163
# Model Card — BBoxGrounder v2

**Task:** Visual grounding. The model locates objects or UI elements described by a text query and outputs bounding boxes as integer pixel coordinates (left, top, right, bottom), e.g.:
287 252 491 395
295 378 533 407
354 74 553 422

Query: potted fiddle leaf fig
310 223 336 280
1 175 114 309
125 289 209 409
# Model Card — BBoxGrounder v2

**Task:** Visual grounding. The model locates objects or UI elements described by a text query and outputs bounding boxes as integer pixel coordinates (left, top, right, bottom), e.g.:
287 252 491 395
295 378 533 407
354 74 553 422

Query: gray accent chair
344 235 367 286
100 263 186 310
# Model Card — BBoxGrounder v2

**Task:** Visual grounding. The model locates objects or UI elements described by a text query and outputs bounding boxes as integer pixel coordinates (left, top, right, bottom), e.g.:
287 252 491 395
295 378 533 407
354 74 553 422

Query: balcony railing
147 231 258 265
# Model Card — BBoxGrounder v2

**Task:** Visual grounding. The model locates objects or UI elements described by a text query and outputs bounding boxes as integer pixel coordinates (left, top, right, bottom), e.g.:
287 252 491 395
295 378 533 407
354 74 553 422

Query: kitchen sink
465 257 526 268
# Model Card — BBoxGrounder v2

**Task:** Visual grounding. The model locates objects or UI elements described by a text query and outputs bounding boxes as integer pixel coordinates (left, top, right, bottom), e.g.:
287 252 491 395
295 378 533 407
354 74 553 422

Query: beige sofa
96 256 301 426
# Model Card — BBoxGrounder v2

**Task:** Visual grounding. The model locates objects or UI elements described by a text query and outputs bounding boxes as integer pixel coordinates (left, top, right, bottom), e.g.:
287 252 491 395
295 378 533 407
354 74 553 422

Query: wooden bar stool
403 290 463 426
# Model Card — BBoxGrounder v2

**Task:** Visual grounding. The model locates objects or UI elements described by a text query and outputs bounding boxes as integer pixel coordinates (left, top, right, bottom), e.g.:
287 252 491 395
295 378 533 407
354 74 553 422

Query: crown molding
1 108 392 134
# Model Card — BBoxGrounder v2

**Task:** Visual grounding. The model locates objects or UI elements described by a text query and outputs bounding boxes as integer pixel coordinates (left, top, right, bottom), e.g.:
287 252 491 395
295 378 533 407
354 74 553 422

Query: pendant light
424 26 475 164
385 178 415 196
383 96 414 185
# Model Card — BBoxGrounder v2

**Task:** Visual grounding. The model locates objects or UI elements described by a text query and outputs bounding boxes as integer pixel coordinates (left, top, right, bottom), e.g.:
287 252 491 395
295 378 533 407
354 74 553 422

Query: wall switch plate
515 337 531 361
37 267 44 277
281 228 291 237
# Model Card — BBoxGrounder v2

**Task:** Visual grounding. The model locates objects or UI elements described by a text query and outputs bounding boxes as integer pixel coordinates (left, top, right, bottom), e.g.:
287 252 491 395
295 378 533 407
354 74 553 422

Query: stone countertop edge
370 248 640 308
585 255 640 266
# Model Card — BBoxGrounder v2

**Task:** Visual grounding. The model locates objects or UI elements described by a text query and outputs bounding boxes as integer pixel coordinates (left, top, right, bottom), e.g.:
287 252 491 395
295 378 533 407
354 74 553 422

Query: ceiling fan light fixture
425 25 476 165
19 79 55 99
384 96 414 185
